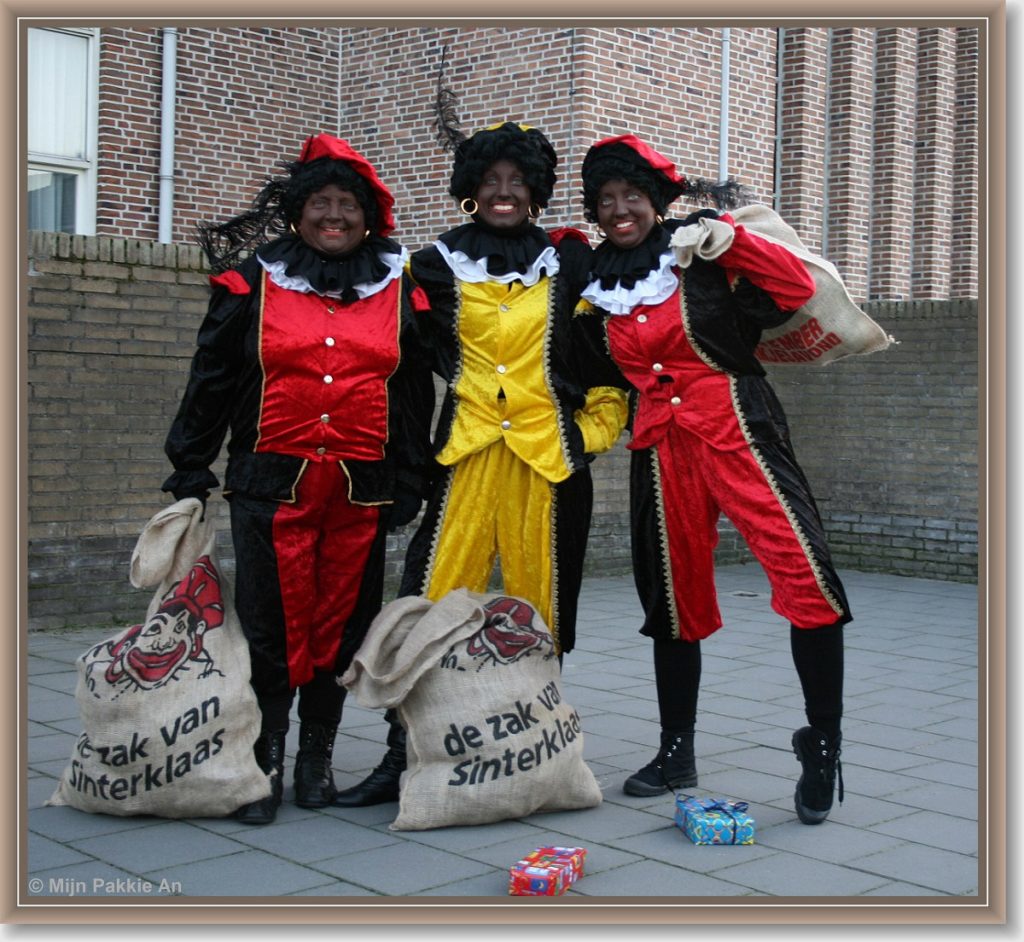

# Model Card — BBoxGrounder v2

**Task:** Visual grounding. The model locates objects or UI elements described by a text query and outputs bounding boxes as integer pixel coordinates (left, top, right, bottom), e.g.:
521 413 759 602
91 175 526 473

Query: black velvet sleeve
558 235 630 393
162 257 260 498
387 273 439 499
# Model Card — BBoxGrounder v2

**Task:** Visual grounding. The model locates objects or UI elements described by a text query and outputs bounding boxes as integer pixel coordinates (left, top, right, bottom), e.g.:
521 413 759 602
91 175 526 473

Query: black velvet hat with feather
433 47 558 208
580 134 751 222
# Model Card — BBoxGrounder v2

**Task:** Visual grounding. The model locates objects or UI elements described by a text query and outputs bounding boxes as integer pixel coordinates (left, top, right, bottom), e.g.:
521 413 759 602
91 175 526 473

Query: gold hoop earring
289 222 300 235
528 204 542 219
655 214 665 225
364 229 371 240
460 198 479 216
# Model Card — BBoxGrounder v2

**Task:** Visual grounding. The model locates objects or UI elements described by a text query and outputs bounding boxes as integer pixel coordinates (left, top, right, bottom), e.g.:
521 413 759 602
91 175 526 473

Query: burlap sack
47 499 270 818
671 203 895 368
342 590 603 831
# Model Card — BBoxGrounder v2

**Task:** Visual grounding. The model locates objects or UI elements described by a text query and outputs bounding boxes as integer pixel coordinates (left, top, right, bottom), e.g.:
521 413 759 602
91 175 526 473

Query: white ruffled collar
582 249 679 316
433 239 559 286
258 246 408 300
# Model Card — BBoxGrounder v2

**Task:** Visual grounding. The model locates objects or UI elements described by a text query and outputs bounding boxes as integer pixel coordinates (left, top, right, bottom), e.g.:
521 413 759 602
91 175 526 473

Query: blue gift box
675 795 755 845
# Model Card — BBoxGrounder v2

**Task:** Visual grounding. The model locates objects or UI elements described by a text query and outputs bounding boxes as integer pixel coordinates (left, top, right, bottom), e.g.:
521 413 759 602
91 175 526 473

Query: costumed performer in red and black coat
579 134 850 825
330 72 629 809
163 134 435 825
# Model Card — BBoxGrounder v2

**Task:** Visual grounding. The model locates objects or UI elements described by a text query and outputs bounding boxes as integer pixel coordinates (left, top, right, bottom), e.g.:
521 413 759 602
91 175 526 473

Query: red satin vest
255 275 400 461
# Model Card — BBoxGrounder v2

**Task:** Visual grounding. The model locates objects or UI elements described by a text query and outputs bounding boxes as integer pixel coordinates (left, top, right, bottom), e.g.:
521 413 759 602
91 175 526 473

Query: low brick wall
770 299 979 581
26 234 978 630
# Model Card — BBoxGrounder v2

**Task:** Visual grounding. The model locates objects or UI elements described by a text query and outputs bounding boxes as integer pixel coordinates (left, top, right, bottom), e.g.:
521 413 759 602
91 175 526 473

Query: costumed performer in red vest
578 135 850 825
163 134 435 824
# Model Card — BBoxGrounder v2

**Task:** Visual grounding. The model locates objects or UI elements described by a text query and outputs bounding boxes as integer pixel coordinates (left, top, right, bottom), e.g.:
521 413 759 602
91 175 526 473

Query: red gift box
508 846 587 896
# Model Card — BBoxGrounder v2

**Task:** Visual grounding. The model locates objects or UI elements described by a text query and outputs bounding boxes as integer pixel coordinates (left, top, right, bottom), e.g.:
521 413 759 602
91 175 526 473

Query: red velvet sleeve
209 269 251 295
717 213 815 312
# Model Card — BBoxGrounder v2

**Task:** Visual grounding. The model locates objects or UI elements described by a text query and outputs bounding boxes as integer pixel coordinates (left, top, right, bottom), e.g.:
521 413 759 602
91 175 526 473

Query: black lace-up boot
235 730 286 825
792 726 843 824
623 729 697 796
293 723 338 808
331 714 406 807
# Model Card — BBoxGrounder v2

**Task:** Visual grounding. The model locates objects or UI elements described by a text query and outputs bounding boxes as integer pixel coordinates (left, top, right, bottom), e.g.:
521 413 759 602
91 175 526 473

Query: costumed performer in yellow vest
331 65 628 809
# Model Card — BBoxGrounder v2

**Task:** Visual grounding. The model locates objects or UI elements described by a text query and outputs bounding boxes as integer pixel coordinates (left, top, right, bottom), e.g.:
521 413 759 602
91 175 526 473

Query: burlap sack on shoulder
47 499 270 818
672 203 895 368
342 589 602 831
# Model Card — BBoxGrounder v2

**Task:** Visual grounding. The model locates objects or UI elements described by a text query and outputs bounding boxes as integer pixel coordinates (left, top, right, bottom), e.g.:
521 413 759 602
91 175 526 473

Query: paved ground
23 564 979 904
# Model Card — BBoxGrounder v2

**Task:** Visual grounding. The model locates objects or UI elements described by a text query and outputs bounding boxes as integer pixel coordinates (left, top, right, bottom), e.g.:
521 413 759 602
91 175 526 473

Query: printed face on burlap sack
445 597 556 671
83 556 226 699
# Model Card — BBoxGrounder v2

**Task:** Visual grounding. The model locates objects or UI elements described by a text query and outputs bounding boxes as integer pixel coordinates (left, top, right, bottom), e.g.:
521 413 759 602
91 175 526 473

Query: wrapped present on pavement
508 846 587 896
675 795 755 845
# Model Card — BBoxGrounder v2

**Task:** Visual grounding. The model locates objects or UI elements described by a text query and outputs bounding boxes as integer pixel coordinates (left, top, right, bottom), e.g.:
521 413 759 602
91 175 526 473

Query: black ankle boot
332 718 405 807
623 729 697 797
293 723 338 808
236 730 286 825
792 726 843 824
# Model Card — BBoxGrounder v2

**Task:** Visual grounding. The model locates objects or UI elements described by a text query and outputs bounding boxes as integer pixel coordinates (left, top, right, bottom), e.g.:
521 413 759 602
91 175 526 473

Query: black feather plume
433 45 465 153
196 176 289 272
684 176 754 211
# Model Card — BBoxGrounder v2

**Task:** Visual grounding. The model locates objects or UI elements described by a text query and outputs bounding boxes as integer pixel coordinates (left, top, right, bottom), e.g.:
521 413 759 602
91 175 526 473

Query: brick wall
97 27 339 241
768 299 979 581
85 25 979 299
26 23 982 628
26 237 978 629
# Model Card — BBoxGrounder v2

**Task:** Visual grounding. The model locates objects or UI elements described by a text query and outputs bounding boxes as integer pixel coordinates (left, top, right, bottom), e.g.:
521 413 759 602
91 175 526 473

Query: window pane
28 29 89 160
28 169 77 233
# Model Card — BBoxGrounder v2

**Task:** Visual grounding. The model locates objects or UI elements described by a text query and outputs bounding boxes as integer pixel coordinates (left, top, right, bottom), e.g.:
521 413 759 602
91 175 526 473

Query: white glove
669 216 735 268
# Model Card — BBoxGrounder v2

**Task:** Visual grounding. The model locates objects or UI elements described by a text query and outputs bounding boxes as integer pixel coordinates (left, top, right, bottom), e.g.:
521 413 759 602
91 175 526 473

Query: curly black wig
448 122 558 208
581 141 749 224
197 158 378 273
431 48 558 209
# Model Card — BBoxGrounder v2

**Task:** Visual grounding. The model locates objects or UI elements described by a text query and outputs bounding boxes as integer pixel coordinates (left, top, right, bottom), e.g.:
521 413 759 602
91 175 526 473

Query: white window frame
26 26 99 235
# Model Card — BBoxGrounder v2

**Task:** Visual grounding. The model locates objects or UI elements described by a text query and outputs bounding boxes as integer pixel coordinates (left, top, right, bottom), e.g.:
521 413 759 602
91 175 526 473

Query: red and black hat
581 134 747 222
294 133 396 236
197 133 398 272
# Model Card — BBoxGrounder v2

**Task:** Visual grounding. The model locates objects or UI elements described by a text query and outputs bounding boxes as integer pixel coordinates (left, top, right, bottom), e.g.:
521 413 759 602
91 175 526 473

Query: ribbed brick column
913 27 957 299
825 28 876 302
777 27 829 253
870 28 917 300
951 27 980 299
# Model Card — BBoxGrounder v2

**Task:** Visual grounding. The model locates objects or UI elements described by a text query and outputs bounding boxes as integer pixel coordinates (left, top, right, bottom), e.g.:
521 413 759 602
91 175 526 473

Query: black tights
257 669 346 734
790 619 844 740
652 637 701 734
651 620 844 739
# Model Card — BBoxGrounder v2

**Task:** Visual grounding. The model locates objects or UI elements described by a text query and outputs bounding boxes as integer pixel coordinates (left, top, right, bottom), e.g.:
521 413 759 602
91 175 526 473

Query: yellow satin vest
437 277 573 483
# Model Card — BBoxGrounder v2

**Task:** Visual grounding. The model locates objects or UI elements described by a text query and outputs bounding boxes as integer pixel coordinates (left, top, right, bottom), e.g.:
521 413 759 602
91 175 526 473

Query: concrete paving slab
22 566 981 901
850 843 978 895
314 840 498 895
67 820 246 873
149 849 337 897
569 859 754 897
711 853 890 896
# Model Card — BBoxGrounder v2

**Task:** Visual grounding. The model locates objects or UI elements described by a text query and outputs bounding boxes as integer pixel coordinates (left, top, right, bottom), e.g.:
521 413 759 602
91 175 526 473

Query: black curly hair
448 122 558 208
197 158 378 273
580 141 749 224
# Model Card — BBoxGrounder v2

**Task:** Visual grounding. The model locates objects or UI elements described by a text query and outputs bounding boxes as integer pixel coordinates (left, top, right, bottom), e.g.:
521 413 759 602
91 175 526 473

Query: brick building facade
24 23 984 628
